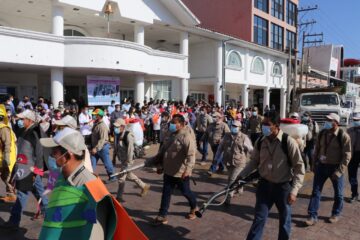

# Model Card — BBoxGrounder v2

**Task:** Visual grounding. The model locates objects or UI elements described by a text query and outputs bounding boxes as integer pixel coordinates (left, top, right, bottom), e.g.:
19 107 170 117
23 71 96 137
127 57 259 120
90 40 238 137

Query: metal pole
299 31 305 89
287 46 292 115
305 48 310 88
292 49 298 112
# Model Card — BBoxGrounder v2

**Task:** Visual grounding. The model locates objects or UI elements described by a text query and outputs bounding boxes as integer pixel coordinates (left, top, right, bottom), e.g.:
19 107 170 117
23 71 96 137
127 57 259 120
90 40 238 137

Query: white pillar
51 68 64 108
52 4 64 36
215 41 223 104
264 86 270 111
241 84 249 108
134 25 145 45
135 75 145 105
180 32 189 102
280 88 286 118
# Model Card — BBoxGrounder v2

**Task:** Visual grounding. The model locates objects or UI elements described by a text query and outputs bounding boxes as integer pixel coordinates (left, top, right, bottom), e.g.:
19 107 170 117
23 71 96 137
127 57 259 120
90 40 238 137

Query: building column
241 84 249 108
263 86 270 111
135 75 145 105
180 32 189 103
215 41 223 104
280 88 286 118
51 68 64 108
134 25 145 45
52 4 64 36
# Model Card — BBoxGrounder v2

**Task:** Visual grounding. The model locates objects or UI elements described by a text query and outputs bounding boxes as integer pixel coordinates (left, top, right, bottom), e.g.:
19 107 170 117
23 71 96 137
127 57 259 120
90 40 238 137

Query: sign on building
87 76 120 106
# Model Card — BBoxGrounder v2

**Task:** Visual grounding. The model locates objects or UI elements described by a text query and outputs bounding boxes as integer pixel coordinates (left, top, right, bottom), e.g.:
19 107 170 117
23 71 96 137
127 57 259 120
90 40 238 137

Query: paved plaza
0 144 359 240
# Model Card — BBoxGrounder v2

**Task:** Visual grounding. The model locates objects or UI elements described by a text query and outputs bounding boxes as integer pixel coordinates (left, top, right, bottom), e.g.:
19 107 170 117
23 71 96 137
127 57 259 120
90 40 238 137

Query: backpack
256 133 292 167
122 131 146 158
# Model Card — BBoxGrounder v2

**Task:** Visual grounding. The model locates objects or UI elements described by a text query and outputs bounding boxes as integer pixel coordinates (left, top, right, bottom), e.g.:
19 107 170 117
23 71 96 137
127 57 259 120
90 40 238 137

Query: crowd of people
0 93 359 240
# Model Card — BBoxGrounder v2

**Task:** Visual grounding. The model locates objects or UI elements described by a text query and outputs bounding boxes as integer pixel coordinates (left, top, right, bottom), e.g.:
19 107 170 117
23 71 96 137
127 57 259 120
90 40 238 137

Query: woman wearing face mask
213 120 253 205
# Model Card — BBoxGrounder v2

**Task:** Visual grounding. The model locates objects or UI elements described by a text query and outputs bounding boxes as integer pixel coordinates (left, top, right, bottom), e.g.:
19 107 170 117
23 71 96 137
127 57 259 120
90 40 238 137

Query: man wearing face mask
113 118 150 202
195 106 212 164
1 110 48 229
301 112 319 172
347 113 360 203
145 114 197 225
17 96 33 110
247 107 263 145
38 127 148 240
214 120 253 205
79 106 93 147
305 113 351 226
205 112 230 176
238 111 305 240
90 109 115 183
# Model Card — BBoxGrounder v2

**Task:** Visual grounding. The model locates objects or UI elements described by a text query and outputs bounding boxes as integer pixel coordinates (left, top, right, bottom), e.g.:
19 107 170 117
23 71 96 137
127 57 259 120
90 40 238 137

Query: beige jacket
91 120 109 152
204 121 230 146
240 130 305 196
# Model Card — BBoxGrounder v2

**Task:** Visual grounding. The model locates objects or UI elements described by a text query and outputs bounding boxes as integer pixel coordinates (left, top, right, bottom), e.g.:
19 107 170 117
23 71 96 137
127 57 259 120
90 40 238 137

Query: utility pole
299 32 323 89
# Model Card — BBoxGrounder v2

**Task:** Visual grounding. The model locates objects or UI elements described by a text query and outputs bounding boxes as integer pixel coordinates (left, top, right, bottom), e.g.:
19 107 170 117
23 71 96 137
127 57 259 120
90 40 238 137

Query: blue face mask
353 121 360 127
114 127 121 135
48 156 59 172
231 127 239 134
323 121 333 130
262 125 271 137
169 123 177 133
252 112 257 117
302 116 309 122
17 119 24 128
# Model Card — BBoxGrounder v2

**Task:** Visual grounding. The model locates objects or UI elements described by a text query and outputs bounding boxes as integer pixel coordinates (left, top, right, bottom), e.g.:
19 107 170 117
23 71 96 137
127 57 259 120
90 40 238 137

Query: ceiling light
28 1 34 3
130 21 136 23
157 40 166 43
73 8 80 11
17 10 21 13
41 14 45 17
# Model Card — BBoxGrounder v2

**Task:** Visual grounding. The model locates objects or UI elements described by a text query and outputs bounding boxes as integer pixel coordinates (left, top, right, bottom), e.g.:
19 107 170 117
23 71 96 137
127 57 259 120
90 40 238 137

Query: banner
87 76 120 106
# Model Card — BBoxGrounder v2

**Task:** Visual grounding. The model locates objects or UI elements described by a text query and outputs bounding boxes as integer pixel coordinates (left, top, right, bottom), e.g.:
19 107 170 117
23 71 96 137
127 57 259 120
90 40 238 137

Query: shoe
141 184 150 197
105 176 117 184
0 195 16 203
207 171 213 177
216 169 224 174
199 161 207 166
0 221 19 230
348 195 359 203
329 215 339 223
305 217 318 226
186 208 198 220
153 215 168 226
225 197 231 206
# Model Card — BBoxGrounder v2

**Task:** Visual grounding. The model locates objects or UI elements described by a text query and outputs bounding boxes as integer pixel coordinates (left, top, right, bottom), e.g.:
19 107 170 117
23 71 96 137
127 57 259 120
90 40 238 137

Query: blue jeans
308 163 344 218
209 144 224 173
246 179 292 240
91 143 114 177
9 175 48 225
196 131 208 161
348 152 360 197
159 174 197 217
303 141 315 171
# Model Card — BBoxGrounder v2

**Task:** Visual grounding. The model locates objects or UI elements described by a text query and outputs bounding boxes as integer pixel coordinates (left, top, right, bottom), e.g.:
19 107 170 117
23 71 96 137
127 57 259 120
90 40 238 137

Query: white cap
40 127 86 155
289 112 299 119
326 113 340 123
54 115 77 129
16 110 36 122
353 112 360 121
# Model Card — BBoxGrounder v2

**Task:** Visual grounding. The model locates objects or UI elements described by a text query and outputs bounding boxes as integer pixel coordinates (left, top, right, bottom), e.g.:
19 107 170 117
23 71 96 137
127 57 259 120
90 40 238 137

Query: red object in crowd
280 118 300 124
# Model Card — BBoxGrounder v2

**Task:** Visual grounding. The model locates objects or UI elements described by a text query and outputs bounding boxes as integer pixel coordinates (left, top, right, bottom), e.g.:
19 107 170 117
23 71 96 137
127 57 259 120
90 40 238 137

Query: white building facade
0 0 199 107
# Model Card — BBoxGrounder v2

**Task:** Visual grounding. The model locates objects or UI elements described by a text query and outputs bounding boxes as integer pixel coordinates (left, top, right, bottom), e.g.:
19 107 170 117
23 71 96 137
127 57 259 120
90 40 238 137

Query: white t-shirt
78 112 92 136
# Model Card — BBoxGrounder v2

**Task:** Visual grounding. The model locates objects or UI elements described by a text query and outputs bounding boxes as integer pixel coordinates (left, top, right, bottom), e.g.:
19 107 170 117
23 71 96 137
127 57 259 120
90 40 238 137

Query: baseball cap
92 108 104 117
289 112 299 119
40 127 86 155
113 118 126 127
232 120 241 127
326 113 340 123
54 115 77 129
353 112 360 121
17 109 36 122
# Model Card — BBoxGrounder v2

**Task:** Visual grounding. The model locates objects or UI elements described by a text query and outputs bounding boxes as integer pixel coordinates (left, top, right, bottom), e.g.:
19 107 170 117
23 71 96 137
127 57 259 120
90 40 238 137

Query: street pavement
0 144 360 240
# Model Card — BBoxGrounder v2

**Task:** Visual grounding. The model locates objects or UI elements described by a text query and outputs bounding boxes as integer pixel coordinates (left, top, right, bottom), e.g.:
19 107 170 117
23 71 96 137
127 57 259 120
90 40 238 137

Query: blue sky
299 0 360 58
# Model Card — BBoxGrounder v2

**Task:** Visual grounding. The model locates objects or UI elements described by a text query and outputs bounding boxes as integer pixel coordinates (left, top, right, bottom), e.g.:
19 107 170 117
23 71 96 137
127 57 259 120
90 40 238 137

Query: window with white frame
227 51 243 69
272 62 283 76
152 80 172 100
251 57 265 74
191 92 206 102
64 29 85 36
120 89 134 101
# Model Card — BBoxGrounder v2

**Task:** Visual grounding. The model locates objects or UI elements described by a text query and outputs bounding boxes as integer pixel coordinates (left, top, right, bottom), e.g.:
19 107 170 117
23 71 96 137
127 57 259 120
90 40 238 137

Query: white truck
297 86 353 126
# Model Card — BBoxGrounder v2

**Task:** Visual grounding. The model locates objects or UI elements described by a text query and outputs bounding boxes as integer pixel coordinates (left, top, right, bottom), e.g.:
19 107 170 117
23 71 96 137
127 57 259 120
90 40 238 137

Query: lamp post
104 2 113 38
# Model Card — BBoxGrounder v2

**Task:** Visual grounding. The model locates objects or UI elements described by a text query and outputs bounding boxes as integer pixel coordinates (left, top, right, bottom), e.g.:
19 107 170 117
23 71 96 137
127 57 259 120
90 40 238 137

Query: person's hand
181 172 190 179
91 148 97 155
288 193 297 205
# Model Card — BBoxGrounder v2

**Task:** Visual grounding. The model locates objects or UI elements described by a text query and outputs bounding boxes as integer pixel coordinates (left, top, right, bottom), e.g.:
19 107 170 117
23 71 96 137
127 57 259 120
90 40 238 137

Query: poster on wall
87 75 120 106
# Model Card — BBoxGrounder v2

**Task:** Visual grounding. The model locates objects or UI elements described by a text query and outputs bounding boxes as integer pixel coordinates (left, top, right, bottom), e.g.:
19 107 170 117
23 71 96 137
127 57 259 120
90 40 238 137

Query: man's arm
239 139 260 178
0 128 11 166
94 125 108 152
182 134 196 177
126 133 135 165
287 137 305 196
334 132 352 177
